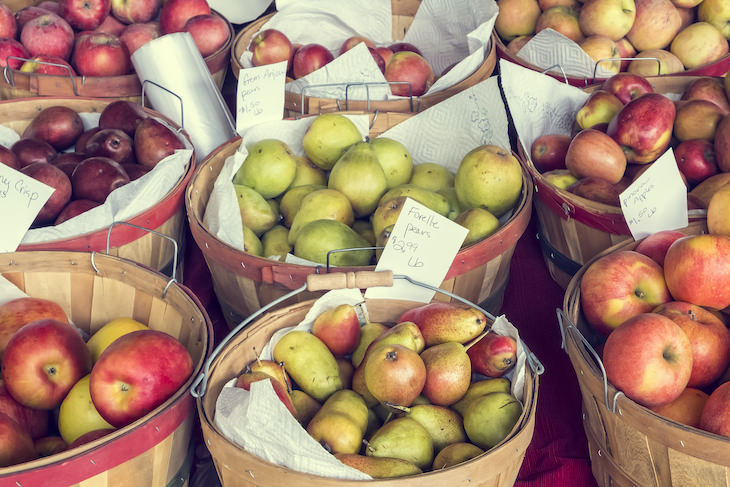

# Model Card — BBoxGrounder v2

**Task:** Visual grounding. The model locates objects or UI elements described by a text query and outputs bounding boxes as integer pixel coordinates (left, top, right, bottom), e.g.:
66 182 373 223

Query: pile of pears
230 113 525 265
235 301 524 479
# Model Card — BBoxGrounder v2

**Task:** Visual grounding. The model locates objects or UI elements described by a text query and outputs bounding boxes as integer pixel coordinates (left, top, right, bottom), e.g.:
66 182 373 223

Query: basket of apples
558 213 730 486
502 61 728 289
494 0 730 87
0 249 212 485
192 270 541 486
0 0 233 101
0 96 194 273
230 0 498 116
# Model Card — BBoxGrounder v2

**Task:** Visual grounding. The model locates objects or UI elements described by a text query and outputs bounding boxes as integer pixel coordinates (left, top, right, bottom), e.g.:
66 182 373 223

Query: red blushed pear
397 302 487 347
634 229 686 267
579 250 672 336
466 332 518 378
311 304 361 357
603 313 692 408
601 72 654 105
607 93 676 164
565 129 627 183
235 371 297 417
663 234 730 310
530 133 571 173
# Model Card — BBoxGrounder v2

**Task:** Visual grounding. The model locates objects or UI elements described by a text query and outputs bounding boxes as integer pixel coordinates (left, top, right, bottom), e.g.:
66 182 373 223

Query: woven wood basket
556 220 730 487
519 75 712 290
3 96 194 274
194 275 540 487
0 10 233 101
0 250 212 486
230 0 497 116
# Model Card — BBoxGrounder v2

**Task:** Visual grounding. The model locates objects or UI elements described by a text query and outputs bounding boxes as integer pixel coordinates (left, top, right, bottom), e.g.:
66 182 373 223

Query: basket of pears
192 271 542 486
185 77 533 328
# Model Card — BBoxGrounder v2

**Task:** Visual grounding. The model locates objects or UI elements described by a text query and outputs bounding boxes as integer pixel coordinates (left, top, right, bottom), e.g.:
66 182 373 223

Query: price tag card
0 164 53 252
620 148 688 241
365 198 468 303
236 61 287 134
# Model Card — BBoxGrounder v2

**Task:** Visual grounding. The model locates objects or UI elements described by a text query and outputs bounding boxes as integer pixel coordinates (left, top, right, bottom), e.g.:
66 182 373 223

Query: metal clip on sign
190 271 544 398
4 55 81 95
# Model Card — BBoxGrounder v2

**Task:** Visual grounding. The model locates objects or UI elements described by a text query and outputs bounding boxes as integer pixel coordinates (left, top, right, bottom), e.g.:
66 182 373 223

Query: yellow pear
409 163 455 192
293 220 373 266
328 141 388 217
306 389 368 454
290 390 321 426
379 184 451 216
366 417 434 469
369 137 414 189
351 322 388 368
432 442 484 470
288 189 355 245
302 113 363 170
242 224 263 256
455 145 523 217
290 155 327 187
279 184 326 228
463 392 523 450
335 454 422 478
233 139 297 198
452 377 512 416
454 208 501 247
233 184 279 236
261 225 292 261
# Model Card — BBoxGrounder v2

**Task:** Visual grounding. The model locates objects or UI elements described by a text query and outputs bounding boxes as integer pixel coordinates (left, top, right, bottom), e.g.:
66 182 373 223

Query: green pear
451 377 512 417
352 220 376 246
267 198 279 216
366 417 434 469
261 225 291 260
371 196 407 242
419 342 472 407
455 145 523 217
290 155 327 187
288 189 355 245
233 184 279 236
375 224 394 261
352 365 379 408
454 208 501 247
233 139 298 198
369 321 425 354
388 404 467 453
438 187 464 220
293 219 373 266
352 322 389 368
279 184 326 227
379 184 450 217
409 162 455 192
365 408 381 438
335 454 422 478
328 141 388 217
290 390 321 426
272 331 342 402
242 224 263 256
369 137 413 189
302 113 363 170
307 389 369 454
463 392 523 450
431 442 484 470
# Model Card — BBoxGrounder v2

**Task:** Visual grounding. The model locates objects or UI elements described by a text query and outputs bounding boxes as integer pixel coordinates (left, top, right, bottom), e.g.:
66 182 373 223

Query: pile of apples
497 0 729 76
0 296 193 467
0 0 229 78
234 301 521 478
530 71 730 208
579 227 730 436
248 29 436 97
0 99 185 227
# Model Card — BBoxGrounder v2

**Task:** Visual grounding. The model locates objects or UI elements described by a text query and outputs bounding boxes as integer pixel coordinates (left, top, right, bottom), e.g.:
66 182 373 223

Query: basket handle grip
4 56 80 95
306 270 393 291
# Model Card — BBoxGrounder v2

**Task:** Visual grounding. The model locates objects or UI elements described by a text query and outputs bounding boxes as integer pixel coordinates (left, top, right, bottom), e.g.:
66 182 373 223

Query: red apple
531 134 571 173
311 304 361 357
700 381 730 437
133 117 186 168
93 11 125 35
71 31 131 76
249 28 293 68
615 37 637 72
118 20 159 55
234 371 297 417
567 176 628 206
375 46 393 66
653 301 730 388
384 50 434 97
580 250 672 335
650 387 708 428
22 105 84 151
292 43 334 79
466 332 518 377
20 13 75 61
15 6 52 31
674 139 718 187
54 199 101 225
159 0 210 35
0 4 16 39
58 0 111 31
183 13 229 58
339 35 375 55
0 37 31 70
716 115 730 173
634 229 686 266
37 1 61 14
75 127 101 153
681 77 730 116
110 0 161 24
21 161 73 225
2 319 91 410
51 152 85 177
19 54 77 76
664 234 730 310
0 381 48 440
389 41 422 56
607 93 676 164
97 99 148 136
11 138 57 168
603 312 692 407
71 156 130 203
33 435 68 457
601 72 654 105
0 412 37 467
0 297 68 360
566 129 627 183
0 145 19 170
84 128 134 164
89 329 193 427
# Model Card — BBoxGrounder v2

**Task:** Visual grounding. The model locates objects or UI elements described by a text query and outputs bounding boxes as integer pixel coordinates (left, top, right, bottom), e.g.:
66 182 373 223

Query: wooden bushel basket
555 221 730 487
496 36 730 88
0 10 233 101
193 272 540 487
518 75 711 290
186 112 533 329
230 0 497 116
4 97 194 274
0 250 213 486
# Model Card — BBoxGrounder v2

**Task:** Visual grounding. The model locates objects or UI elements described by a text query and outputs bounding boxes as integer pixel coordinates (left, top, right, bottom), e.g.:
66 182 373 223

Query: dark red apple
22 106 84 151
291 43 334 79
367 46 386 73
607 93 676 164
110 0 161 25
20 13 75 61
384 50 434 97
51 152 85 177
67 428 115 449
98 100 148 137
75 127 101 153
58 0 111 31
15 6 52 31
530 133 571 172
183 13 229 58
21 162 73 225
54 199 101 225
0 381 48 440
84 128 134 164
0 38 31 70
118 20 159 55
71 31 131 77
674 139 718 187
11 138 57 168
133 118 185 168
389 42 422 56
567 176 623 206
158 0 210 35
71 156 130 203
0 4 17 39
0 146 20 170
249 28 293 68
601 72 654 105
94 11 125 35
120 163 149 180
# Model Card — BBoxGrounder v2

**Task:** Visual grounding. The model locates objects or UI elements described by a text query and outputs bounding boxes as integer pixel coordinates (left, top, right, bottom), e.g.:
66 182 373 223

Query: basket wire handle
190 273 544 398
90 221 179 298
141 79 185 132
299 81 416 115
540 64 570 86
4 56 81 95
591 57 661 84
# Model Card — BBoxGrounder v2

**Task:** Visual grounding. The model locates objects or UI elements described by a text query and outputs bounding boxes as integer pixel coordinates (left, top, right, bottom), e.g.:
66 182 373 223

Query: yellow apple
495 0 542 42
707 184 730 236
506 35 533 56
86 317 149 363
670 22 730 70
580 35 621 73
698 0 730 39
57 375 115 445
626 0 682 51
578 0 636 41
536 6 584 43
627 49 685 75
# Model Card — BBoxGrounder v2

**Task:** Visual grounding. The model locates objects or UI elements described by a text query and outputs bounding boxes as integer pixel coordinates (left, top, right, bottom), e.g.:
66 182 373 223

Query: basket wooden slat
198 297 538 487
0 251 212 486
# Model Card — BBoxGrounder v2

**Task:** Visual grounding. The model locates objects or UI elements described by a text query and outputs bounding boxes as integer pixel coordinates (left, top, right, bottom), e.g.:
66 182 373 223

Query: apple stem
465 328 491 351
688 309 696 321
634 289 646 299
382 401 410 414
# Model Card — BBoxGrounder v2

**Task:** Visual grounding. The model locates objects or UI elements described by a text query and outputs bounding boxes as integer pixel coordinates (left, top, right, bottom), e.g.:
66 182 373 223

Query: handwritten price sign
365 198 468 302
0 163 53 252
236 61 287 134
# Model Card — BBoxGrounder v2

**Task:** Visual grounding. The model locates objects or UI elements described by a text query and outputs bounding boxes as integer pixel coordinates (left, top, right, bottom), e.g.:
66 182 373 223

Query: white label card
365 198 468 303
235 61 287 134
619 149 688 241
0 164 54 252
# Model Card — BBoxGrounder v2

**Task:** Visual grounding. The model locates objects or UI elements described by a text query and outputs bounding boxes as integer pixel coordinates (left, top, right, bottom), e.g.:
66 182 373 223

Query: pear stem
382 402 410 414
252 346 263 367
279 361 292 393
465 328 492 351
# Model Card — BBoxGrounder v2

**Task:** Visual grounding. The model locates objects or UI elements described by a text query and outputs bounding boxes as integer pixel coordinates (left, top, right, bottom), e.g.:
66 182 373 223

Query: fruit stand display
0 250 212 486
230 0 498 115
